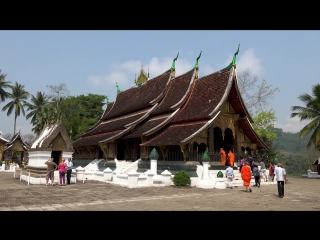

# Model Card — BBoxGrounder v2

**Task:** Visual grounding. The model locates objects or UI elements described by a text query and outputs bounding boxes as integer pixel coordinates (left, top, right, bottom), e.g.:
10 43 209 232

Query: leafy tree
25 91 51 126
32 103 57 135
59 94 105 140
290 83 320 149
252 109 279 164
0 70 12 103
1 82 29 134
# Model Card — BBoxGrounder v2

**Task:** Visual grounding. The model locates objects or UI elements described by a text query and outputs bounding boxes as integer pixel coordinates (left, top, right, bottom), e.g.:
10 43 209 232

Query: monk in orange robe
220 148 226 165
227 150 235 167
241 161 252 192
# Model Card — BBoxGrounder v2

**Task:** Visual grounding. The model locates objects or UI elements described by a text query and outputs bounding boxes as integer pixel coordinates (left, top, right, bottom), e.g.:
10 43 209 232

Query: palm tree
0 70 12 103
31 103 55 135
1 82 29 134
290 83 320 148
25 91 51 128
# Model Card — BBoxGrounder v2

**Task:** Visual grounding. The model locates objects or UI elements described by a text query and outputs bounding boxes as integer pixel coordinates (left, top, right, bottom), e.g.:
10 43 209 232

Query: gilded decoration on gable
135 64 148 87
213 115 235 139
50 134 67 150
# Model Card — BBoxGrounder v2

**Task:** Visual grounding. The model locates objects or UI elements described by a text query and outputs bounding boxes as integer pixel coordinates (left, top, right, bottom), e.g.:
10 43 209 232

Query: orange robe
241 165 251 186
269 164 274 176
220 149 226 165
228 152 235 167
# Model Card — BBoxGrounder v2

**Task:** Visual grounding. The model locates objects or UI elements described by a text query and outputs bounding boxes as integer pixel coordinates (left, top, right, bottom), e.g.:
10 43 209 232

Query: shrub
173 170 191 186
217 171 224 178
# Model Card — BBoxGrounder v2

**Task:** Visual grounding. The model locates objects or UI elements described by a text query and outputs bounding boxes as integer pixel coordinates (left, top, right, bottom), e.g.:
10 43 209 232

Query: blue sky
0 30 319 136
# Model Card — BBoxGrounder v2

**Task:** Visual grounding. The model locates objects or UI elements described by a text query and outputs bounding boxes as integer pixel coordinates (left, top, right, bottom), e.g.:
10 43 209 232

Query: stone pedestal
196 162 215 189
150 159 157 175
161 170 172 186
76 166 85 182
144 170 155 186
103 167 113 181
214 178 226 189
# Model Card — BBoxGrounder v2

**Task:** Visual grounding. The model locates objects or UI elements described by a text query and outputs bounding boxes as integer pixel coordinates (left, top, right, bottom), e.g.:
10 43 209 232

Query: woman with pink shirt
58 159 67 186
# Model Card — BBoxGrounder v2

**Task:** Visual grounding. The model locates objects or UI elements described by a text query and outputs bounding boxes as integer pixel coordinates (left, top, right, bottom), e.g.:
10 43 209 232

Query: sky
0 30 319 137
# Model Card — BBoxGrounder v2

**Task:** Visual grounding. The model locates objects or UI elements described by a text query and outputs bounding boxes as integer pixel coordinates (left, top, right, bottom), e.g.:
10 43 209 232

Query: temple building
73 45 269 162
2 131 28 162
0 132 9 161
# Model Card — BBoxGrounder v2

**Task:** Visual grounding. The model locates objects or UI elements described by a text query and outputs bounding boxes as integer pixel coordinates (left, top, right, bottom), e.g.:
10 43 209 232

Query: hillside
273 128 312 155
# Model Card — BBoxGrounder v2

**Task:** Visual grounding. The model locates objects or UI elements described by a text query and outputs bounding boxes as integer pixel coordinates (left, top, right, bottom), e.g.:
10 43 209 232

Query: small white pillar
150 159 157 175
103 167 113 181
128 170 139 188
161 170 172 186
112 168 121 184
307 169 312 178
1 163 5 171
75 166 85 182
144 170 154 186
196 161 215 189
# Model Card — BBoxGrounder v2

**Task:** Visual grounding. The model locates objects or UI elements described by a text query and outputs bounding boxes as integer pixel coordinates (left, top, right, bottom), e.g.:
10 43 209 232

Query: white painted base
214 178 226 189
196 178 215 189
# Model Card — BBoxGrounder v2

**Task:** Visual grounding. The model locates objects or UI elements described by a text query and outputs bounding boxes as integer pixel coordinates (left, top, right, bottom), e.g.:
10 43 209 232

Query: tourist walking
225 165 234 189
252 164 260 187
269 163 275 182
45 158 58 186
241 161 252 193
66 158 73 184
58 158 67 186
227 150 235 167
259 160 268 182
274 163 288 198
220 148 226 166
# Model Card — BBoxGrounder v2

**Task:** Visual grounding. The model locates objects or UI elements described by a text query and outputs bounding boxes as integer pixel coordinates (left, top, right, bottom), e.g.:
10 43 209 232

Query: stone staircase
208 169 277 187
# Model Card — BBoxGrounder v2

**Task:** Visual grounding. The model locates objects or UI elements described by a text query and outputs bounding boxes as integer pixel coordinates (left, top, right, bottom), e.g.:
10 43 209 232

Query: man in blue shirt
66 158 73 184
225 165 234 189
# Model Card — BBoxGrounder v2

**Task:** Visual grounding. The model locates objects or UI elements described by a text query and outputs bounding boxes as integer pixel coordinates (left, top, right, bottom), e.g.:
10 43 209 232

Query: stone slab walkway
0 172 319 211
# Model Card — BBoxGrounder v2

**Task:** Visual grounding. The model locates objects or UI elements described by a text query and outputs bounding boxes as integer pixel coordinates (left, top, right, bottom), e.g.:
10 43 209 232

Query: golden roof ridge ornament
135 63 148 87
171 52 179 78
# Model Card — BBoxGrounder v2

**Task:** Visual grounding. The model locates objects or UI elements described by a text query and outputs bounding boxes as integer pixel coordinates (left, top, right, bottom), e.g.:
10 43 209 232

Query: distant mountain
273 128 312 154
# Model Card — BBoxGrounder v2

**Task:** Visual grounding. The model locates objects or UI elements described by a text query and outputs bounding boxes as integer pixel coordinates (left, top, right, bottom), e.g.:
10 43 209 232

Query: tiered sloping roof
4 131 28 151
30 119 73 151
0 134 9 144
73 47 269 150
141 68 233 146
73 69 172 147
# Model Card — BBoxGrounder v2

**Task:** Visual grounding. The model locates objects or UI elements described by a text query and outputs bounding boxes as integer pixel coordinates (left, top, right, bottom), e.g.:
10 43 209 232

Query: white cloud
87 57 196 90
86 48 262 92
87 72 129 89
274 115 310 133
233 48 264 76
